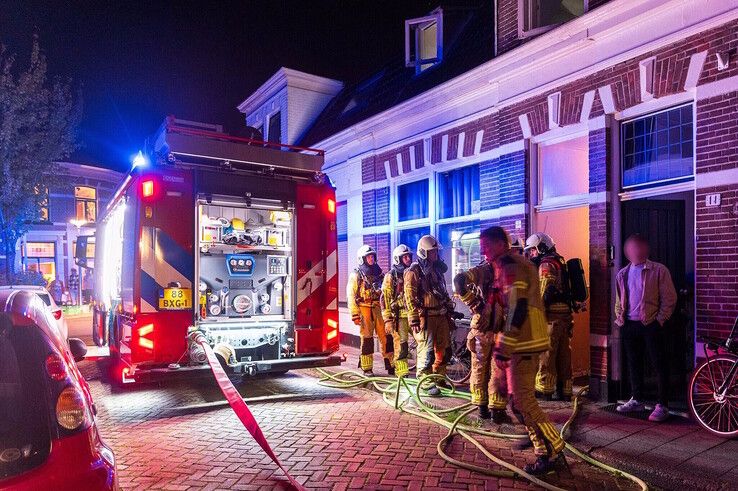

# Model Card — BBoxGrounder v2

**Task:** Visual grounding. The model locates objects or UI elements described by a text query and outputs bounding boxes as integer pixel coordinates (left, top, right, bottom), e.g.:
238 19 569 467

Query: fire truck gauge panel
226 254 255 276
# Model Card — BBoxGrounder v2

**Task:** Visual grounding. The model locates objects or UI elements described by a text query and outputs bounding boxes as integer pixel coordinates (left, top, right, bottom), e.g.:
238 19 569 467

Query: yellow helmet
229 218 245 231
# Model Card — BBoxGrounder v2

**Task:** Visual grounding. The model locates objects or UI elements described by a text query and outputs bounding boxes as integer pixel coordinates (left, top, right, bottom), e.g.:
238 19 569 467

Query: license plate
159 288 192 310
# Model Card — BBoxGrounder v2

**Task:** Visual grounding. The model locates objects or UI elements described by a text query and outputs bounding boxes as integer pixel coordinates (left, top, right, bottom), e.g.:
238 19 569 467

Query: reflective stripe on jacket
494 251 550 358
382 269 407 320
347 270 381 316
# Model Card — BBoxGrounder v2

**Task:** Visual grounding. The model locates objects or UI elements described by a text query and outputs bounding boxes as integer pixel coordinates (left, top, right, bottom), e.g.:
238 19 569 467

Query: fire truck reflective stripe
296 259 324 306
140 227 193 290
140 271 161 312
325 250 337 281
150 227 194 281
193 333 305 491
141 297 157 313
327 298 337 310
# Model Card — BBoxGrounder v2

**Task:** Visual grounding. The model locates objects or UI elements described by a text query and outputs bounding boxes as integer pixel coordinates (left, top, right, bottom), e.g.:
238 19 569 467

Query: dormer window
405 9 443 74
519 0 587 38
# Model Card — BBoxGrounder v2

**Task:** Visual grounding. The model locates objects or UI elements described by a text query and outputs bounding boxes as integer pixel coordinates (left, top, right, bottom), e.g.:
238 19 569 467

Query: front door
621 198 691 407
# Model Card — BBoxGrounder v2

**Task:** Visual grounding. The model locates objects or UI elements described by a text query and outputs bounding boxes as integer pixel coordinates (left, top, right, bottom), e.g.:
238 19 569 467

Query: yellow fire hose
316 369 648 491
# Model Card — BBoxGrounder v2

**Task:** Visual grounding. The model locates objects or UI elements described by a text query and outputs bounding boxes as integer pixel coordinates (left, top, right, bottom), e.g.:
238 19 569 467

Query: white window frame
619 102 695 191
405 9 443 74
518 0 589 39
266 109 282 143
532 131 591 212
435 163 481 222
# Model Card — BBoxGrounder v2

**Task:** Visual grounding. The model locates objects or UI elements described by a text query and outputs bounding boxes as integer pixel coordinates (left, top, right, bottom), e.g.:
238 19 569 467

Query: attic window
405 9 443 74
519 0 587 38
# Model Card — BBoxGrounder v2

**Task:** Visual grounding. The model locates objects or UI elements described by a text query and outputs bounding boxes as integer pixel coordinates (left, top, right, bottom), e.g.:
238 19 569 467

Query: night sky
1 1 442 171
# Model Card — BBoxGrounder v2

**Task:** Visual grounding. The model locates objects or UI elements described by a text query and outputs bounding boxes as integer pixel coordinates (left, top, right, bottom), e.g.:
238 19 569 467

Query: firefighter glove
352 314 361 326
410 319 422 334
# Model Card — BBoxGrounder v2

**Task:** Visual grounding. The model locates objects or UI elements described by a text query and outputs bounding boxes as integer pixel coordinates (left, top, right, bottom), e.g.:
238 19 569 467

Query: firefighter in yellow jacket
381 244 413 377
526 232 574 401
404 235 454 395
347 245 394 375
483 226 566 475
454 259 512 423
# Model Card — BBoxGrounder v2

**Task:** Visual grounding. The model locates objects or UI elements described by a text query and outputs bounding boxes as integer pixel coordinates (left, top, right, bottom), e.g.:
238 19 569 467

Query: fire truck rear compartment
196 201 295 365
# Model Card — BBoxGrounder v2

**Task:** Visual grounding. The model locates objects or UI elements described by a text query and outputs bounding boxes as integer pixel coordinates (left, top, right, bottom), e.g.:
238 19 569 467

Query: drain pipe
493 0 498 57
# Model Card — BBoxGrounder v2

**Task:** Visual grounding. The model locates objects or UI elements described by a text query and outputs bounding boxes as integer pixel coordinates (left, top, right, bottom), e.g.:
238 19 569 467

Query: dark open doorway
621 193 694 409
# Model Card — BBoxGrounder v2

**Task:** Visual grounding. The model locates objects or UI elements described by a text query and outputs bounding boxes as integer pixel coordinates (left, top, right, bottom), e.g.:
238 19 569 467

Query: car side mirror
68 337 88 362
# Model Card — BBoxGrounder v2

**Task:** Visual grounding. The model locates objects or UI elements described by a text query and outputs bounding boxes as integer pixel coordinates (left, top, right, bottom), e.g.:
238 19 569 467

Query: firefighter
404 235 454 396
454 256 512 423
381 244 413 377
525 233 574 401
484 226 565 475
347 245 394 375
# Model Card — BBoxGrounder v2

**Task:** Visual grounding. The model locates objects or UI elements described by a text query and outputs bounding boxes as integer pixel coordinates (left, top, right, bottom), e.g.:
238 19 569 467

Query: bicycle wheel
689 355 738 438
407 336 417 372
446 345 471 384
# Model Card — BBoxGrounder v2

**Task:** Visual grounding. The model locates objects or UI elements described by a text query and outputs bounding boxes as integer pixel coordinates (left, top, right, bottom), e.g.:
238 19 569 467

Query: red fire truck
77 118 341 383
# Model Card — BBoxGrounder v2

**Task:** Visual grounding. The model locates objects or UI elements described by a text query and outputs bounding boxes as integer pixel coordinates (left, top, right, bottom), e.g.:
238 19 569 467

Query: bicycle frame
704 316 738 396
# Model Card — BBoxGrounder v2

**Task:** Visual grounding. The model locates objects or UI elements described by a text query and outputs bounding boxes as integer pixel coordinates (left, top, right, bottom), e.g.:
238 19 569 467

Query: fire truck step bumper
232 354 343 375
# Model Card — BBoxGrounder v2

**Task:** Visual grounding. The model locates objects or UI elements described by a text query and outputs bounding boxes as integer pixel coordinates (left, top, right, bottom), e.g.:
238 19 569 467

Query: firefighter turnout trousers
414 314 450 378
392 317 411 377
535 314 573 397
467 330 508 408
508 353 565 457
359 304 394 372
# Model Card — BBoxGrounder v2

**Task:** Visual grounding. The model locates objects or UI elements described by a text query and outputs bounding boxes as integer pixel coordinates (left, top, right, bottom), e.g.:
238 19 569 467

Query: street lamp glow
69 219 87 229
132 151 148 169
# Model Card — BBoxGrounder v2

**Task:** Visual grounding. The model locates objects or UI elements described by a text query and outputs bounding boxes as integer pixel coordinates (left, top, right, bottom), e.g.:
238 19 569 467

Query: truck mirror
74 235 94 270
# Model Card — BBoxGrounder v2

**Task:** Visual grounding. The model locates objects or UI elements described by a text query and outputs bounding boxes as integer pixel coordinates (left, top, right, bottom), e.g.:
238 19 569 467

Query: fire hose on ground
315 369 649 491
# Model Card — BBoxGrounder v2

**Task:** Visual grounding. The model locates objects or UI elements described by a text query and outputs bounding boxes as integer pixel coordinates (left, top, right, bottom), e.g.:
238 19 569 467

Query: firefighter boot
524 453 568 476
492 409 513 425
553 381 571 402
394 342 410 377
478 405 492 420
385 358 395 376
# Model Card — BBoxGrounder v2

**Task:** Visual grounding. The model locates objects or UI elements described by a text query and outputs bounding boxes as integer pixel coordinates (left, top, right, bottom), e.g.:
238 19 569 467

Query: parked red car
0 289 117 490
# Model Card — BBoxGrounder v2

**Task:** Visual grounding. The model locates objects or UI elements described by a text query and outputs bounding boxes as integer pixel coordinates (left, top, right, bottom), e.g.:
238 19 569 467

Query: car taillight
45 353 68 381
56 385 88 430
327 198 335 214
53 309 62 320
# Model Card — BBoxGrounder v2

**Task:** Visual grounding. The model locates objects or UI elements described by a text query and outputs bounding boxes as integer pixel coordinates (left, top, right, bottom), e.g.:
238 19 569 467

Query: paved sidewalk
340 345 737 490
80 343 737 490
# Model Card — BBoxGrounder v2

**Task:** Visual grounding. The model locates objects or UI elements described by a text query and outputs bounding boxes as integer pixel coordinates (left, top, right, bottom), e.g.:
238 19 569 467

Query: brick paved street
79 352 651 491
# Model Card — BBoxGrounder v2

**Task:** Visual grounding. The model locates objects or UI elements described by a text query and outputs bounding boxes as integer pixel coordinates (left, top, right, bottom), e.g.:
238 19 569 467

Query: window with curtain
397 179 429 222
437 164 479 219
621 104 694 188
398 226 430 254
437 219 479 289
75 186 97 222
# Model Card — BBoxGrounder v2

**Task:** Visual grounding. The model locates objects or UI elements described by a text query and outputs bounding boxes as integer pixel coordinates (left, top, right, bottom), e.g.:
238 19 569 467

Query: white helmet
524 232 555 255
510 234 525 251
416 235 441 260
392 244 412 266
356 244 377 265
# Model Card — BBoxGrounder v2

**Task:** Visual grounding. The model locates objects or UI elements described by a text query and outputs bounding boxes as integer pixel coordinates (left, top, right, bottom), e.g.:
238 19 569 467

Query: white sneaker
648 404 669 422
616 398 645 413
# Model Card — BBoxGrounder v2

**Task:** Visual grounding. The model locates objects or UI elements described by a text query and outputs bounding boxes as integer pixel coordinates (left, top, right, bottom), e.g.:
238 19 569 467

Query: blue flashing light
132 151 148 169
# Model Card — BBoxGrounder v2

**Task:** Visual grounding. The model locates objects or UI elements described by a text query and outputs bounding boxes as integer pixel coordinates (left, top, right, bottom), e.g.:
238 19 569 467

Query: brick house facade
240 0 738 402
9 162 122 298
